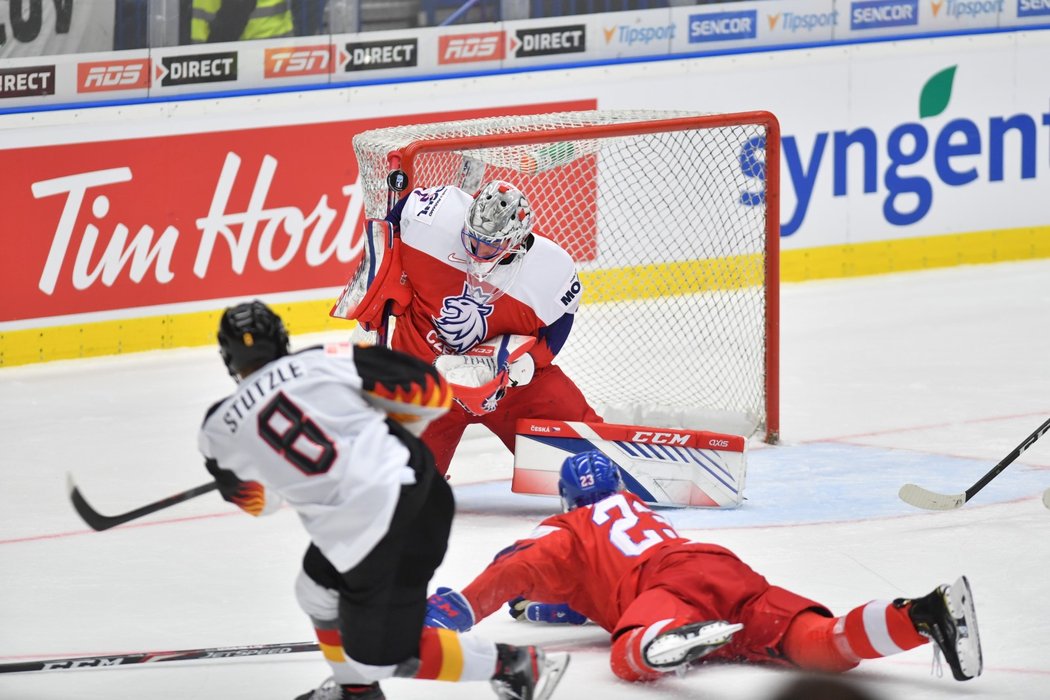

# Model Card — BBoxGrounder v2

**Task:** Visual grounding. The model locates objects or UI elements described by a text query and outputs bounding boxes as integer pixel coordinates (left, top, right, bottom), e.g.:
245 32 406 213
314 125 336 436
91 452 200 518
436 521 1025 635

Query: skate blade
947 576 983 679
646 621 744 667
534 652 570 700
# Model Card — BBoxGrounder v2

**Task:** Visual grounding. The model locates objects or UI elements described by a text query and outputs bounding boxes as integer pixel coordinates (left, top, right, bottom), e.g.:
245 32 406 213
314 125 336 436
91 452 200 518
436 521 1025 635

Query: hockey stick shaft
68 475 218 531
0 640 318 674
899 416 1050 509
961 416 1050 501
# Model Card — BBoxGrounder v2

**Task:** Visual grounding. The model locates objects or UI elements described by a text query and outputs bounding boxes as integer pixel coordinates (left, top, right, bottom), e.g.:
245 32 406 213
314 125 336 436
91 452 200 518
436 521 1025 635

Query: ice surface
2 260 1049 699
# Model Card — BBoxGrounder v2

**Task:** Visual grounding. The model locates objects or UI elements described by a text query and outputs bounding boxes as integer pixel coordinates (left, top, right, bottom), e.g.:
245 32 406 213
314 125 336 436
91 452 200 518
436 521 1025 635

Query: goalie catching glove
424 587 475 632
508 598 587 625
434 334 536 416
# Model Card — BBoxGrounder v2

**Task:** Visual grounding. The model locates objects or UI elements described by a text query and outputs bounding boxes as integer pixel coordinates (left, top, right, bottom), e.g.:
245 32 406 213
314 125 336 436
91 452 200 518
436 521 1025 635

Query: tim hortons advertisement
1 100 594 324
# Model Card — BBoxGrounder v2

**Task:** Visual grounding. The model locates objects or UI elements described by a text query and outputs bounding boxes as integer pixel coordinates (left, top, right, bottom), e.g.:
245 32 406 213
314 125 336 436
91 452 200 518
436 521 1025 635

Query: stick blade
899 483 966 510
67 473 122 531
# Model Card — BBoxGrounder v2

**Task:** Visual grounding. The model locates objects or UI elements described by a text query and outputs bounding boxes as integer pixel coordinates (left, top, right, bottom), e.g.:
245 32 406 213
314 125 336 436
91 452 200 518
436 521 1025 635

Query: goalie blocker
514 420 747 508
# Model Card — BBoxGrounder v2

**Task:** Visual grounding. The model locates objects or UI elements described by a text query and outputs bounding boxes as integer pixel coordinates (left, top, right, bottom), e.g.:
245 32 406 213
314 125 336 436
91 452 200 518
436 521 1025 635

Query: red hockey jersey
460 492 723 632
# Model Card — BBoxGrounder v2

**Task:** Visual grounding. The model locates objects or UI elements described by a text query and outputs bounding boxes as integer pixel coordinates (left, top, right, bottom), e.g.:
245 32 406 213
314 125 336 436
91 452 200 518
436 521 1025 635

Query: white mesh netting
353 110 777 441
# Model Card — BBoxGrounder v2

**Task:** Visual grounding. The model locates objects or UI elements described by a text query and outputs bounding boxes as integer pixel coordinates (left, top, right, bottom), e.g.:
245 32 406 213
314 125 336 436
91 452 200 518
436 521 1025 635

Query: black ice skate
293 679 384 700
491 643 570 700
643 620 744 669
897 574 983 681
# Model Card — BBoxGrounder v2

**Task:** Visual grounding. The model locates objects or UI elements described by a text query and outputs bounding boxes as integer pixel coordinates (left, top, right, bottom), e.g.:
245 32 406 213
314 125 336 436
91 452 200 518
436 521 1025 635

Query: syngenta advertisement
748 40 1050 247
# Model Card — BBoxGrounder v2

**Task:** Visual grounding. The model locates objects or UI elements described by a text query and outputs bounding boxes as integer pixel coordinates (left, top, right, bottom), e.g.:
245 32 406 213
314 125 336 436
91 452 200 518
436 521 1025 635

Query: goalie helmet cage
353 110 780 443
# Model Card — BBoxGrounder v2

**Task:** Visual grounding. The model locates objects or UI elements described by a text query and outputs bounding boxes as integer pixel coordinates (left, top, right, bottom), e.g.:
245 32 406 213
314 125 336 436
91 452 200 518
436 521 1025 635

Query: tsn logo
439 32 505 64
77 60 150 92
264 46 334 77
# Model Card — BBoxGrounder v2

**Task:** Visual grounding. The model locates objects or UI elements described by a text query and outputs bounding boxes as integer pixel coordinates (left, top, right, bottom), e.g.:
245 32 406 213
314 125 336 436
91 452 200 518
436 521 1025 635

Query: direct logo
0 65 55 98
510 25 585 58
688 10 758 43
78 59 150 93
850 0 919 30
264 45 334 78
1019 0 1050 16
433 283 493 353
439 31 505 64
158 52 237 87
345 38 417 71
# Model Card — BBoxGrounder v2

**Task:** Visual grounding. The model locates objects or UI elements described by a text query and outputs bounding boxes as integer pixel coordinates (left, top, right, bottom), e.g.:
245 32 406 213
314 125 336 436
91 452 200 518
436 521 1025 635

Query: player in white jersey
354 180 602 477
197 301 569 700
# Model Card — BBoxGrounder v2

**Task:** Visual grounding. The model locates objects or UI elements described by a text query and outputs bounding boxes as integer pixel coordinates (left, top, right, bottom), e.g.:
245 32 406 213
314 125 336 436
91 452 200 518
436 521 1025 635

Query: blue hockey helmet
558 450 624 512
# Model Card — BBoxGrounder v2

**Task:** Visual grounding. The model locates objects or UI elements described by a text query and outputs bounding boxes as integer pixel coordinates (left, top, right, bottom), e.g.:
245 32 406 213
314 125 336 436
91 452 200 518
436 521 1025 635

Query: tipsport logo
929 0 1004 17
850 0 919 29
766 10 839 32
745 65 1050 235
601 24 674 46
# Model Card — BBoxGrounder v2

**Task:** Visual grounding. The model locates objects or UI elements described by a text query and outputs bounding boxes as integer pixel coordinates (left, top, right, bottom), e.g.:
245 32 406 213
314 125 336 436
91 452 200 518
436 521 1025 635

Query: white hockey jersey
392 185 582 367
198 346 417 573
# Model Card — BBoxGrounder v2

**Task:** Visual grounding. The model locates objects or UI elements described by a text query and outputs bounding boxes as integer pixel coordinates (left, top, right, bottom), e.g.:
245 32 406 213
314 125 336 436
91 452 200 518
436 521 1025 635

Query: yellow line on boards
2 226 1048 367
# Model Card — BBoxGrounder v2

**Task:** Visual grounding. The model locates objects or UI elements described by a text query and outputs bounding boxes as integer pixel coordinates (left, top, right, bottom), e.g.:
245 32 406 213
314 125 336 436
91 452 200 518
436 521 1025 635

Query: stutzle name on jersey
222 360 305 432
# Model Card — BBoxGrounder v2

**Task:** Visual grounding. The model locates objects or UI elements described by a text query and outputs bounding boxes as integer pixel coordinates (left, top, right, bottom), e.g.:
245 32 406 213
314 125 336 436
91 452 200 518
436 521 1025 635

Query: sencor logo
438 32 505 64
688 10 758 42
264 46 334 78
78 60 150 93
1018 0 1050 16
850 0 919 29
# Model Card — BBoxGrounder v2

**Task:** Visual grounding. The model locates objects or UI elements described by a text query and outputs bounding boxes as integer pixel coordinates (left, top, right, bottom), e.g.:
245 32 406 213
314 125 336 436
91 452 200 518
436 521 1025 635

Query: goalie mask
558 450 624 512
461 180 532 283
217 300 290 380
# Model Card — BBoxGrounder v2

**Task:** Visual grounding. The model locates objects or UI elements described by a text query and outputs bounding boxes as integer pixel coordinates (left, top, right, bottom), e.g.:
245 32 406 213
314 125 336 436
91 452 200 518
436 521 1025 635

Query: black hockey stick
0 640 318 674
68 474 218 531
899 416 1050 510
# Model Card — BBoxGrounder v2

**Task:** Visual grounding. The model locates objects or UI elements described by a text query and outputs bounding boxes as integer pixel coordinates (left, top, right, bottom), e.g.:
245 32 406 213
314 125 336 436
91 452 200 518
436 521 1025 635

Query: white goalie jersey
198 345 426 572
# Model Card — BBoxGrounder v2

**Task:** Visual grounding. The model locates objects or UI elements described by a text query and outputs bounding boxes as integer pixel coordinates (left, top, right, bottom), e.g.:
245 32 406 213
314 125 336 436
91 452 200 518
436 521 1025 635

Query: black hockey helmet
217 300 289 378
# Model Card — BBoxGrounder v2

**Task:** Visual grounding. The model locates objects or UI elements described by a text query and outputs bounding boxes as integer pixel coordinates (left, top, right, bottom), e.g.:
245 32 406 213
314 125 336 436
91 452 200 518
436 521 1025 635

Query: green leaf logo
919 66 957 119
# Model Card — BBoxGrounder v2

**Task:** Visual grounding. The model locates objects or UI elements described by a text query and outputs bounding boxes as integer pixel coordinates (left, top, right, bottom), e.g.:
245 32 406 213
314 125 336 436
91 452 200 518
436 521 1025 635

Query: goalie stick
68 474 217 531
0 640 317 674
898 415 1050 510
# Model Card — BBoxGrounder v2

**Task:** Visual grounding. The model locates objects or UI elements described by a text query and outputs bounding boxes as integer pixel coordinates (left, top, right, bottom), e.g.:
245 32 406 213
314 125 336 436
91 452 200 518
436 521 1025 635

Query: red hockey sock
783 603 928 673
416 627 465 680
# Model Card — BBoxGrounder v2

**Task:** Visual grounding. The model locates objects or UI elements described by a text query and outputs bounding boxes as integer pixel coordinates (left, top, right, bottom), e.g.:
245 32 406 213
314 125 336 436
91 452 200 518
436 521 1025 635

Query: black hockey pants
302 418 455 667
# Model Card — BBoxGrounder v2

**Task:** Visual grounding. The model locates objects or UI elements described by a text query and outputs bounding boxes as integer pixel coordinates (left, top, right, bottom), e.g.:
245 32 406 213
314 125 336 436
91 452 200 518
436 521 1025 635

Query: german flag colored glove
204 458 270 516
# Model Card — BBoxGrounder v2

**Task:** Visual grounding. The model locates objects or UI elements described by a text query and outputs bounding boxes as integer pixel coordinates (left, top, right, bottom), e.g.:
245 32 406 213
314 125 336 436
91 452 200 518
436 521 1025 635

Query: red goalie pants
610 546 831 681
422 364 601 476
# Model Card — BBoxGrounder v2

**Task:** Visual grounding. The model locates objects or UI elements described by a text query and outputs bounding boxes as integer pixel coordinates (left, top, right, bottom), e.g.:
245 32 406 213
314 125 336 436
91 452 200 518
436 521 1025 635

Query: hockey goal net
352 110 780 443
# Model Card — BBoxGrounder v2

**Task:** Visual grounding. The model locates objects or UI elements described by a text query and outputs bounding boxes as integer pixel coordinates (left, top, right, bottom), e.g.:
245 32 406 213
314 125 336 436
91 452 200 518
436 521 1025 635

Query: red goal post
352 110 780 443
